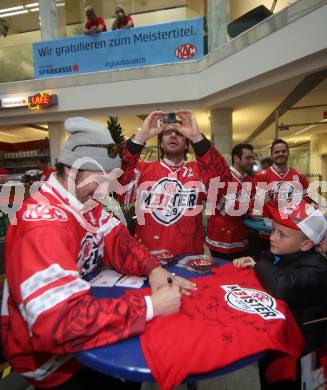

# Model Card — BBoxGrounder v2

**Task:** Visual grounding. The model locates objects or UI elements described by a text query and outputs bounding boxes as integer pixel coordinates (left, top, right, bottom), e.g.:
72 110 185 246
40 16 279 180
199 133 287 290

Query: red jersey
40 168 56 182
85 16 107 31
206 166 255 254
1 174 158 388
255 165 309 240
120 139 231 256
255 165 309 206
132 265 304 390
114 15 134 29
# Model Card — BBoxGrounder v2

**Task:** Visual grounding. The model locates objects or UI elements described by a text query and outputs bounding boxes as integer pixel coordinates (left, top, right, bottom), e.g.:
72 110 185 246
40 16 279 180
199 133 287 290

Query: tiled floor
141 362 261 390
0 361 260 390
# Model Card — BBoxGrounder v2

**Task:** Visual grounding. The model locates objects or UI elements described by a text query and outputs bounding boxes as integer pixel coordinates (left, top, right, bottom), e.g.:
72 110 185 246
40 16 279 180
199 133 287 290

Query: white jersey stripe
22 354 72 381
22 278 90 329
98 217 120 236
124 168 140 207
1 280 9 316
41 182 98 233
159 160 184 174
206 237 248 249
271 166 289 179
21 264 79 301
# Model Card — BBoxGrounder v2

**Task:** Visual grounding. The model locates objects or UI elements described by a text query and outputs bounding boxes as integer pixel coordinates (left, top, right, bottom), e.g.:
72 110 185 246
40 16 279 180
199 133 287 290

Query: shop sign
28 92 58 110
0 91 58 110
1 96 29 108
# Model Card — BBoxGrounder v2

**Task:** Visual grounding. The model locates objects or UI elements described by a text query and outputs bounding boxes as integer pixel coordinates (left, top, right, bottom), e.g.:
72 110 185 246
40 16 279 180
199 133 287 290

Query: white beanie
58 117 121 172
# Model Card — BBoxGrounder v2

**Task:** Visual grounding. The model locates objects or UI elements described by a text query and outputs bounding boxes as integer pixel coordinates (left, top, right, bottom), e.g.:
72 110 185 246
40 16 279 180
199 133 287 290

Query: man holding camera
120 110 231 256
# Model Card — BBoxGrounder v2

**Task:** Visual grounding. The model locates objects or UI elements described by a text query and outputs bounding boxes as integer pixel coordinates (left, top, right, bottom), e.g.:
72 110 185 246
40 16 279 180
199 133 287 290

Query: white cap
265 200 327 245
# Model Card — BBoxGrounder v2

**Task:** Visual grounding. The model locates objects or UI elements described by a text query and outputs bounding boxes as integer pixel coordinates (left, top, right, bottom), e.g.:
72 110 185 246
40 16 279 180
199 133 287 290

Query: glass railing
0 43 34 83
0 0 321 84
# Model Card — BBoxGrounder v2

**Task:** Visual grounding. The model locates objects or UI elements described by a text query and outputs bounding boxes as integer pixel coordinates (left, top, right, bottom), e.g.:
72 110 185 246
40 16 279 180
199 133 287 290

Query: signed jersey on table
132 264 304 390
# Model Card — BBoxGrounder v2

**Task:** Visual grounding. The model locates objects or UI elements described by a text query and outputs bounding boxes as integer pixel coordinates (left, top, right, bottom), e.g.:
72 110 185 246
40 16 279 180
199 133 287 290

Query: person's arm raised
133 111 166 144
173 110 203 143
172 110 232 191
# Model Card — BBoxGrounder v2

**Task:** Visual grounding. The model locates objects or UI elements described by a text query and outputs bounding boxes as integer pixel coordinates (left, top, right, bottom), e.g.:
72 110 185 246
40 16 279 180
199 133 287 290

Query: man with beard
120 110 231 256
206 143 255 260
252 139 309 253
255 138 308 208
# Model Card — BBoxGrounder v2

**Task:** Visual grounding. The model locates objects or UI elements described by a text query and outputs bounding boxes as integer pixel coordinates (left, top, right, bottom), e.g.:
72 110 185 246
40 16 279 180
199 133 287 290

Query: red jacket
120 138 231 255
113 15 134 29
1 174 158 388
254 165 309 239
206 166 255 254
255 165 309 204
85 16 107 32
40 168 56 182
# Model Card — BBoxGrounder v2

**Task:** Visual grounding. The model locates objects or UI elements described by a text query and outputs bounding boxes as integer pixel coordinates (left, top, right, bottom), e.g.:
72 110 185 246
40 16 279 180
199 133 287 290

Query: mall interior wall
1 0 327 134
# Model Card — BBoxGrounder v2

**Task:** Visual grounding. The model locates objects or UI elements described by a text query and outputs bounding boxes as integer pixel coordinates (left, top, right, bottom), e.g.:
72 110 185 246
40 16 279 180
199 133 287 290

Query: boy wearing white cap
1 117 196 390
234 199 327 389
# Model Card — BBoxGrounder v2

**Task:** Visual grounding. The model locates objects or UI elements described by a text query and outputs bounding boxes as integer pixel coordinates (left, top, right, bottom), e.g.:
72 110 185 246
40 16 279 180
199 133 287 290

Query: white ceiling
239 77 327 149
0 0 187 33
0 124 48 143
0 75 326 148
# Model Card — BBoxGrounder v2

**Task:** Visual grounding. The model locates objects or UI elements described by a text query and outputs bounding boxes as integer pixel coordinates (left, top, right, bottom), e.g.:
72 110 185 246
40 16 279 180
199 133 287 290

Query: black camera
162 113 178 123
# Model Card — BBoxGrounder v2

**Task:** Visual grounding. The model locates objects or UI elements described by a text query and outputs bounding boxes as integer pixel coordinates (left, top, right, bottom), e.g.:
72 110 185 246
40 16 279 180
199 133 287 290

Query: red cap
264 200 327 244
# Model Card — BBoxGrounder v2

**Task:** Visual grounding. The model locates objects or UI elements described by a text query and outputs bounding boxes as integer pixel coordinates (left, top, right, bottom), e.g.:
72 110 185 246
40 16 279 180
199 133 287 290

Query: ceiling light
0 6 24 14
25 3 39 8
0 10 29 17
56 3 65 7
257 144 271 151
29 8 39 12
293 119 327 136
279 123 290 131
0 131 25 139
